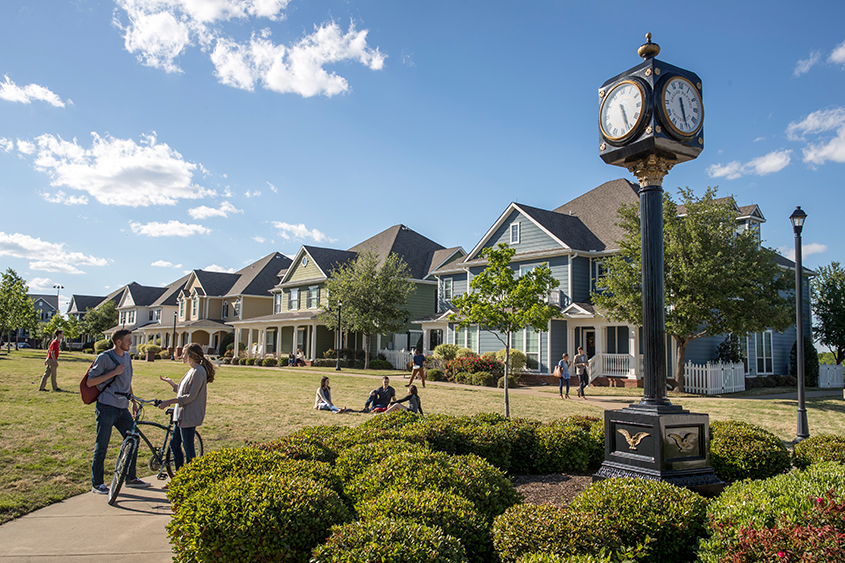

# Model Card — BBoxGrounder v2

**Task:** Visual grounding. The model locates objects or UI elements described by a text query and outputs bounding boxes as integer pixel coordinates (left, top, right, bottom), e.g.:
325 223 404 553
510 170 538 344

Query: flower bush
446 355 505 377
709 420 791 482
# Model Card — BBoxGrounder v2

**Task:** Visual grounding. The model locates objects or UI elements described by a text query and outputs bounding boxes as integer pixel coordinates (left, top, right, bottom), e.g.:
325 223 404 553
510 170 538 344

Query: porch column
235 328 241 356
260 328 266 358
423 328 430 352
376 334 382 351
293 325 299 353
247 329 254 358
276 326 282 358
629 325 638 377
595 327 603 377
310 323 317 360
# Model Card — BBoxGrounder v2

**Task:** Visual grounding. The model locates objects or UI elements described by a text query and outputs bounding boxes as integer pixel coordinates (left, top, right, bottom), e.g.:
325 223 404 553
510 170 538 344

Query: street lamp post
790 206 809 442
335 301 342 371
172 312 178 361
53 284 63 318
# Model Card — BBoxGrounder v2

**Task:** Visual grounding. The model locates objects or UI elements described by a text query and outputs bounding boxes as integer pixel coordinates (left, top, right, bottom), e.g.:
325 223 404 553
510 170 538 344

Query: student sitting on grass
362 376 395 413
314 376 349 414
384 384 423 414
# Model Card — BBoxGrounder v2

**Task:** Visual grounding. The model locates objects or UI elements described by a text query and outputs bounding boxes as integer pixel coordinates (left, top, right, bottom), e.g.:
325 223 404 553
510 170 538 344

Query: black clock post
593 34 723 495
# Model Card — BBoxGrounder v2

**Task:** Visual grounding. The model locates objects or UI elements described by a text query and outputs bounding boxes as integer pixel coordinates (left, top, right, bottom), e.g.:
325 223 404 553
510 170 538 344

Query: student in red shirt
39 330 63 392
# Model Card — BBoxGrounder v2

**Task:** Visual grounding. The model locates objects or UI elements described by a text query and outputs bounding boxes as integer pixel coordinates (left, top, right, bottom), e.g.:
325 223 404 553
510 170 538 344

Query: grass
0 349 842 524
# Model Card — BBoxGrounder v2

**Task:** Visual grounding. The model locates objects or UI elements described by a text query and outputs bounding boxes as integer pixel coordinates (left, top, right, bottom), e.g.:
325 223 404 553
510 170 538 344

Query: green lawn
0 350 841 524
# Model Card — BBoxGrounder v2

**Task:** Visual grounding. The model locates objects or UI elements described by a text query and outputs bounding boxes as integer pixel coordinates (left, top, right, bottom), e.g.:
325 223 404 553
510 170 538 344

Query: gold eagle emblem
667 432 698 453
618 429 649 450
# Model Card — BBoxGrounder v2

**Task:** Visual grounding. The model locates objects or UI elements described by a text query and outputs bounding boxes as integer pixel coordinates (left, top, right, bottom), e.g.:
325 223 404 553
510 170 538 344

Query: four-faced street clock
598 33 704 168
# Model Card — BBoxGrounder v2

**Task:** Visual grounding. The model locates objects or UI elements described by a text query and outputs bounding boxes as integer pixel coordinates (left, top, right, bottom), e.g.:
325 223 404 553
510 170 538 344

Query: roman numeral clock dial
599 80 647 143
660 76 703 139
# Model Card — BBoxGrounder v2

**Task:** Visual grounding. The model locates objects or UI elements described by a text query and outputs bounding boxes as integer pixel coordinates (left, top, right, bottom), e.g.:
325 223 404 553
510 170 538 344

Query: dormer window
510 222 520 244
222 301 229 319
179 299 185 318
192 297 198 317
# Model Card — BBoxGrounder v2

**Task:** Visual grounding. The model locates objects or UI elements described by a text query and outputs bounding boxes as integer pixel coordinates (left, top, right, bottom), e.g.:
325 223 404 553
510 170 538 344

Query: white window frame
442 278 453 301
308 286 319 309
510 222 520 244
179 300 185 318
233 299 241 318
289 289 299 311
192 297 198 317
754 331 774 375
273 294 282 314
222 301 229 319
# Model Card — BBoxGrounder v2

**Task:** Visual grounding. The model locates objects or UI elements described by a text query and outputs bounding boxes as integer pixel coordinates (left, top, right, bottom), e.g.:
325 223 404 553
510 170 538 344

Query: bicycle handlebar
116 392 161 407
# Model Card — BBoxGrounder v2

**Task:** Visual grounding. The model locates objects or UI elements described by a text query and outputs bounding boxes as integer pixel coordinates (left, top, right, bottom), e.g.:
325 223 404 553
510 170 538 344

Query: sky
1 0 844 314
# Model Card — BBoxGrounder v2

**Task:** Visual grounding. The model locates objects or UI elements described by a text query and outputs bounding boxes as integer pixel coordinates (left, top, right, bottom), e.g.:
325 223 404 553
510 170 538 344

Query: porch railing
819 363 844 388
587 353 635 379
684 361 746 395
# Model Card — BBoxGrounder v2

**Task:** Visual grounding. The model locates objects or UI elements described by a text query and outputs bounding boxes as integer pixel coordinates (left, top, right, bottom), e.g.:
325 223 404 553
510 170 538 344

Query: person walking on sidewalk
39 330 63 392
87 329 150 494
574 346 589 399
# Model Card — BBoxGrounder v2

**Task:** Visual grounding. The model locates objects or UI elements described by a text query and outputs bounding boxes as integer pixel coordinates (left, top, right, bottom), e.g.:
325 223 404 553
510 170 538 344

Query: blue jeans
364 392 388 410
559 377 570 396
170 426 197 470
91 402 138 487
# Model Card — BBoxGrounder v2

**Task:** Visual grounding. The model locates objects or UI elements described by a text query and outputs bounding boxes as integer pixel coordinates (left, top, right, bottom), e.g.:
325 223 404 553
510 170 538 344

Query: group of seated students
288 348 306 367
314 375 423 415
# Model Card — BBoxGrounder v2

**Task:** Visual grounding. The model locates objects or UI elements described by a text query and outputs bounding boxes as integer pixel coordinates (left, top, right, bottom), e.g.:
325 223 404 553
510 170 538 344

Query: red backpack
79 351 119 405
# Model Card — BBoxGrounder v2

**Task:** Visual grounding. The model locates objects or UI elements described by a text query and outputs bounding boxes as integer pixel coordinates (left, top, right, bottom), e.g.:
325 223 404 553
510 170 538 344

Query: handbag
553 365 562 378
79 351 119 405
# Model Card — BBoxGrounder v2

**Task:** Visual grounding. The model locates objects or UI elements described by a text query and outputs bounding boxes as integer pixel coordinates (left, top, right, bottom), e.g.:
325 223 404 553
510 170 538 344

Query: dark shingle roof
425 247 465 277
348 224 447 279
302 246 359 277
125 282 167 307
194 270 241 296
228 253 292 296
29 294 58 310
552 178 640 251
515 203 606 252
68 295 105 314
151 273 191 307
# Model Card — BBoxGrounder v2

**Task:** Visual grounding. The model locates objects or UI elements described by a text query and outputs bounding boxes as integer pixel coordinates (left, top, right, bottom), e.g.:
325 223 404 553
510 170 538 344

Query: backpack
79 350 120 405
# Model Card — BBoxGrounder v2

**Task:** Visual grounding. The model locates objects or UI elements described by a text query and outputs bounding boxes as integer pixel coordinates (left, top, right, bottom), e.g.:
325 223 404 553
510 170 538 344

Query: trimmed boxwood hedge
169 474 351 563
311 518 468 563
534 420 592 473
345 450 520 522
253 434 336 463
699 462 845 562
334 439 430 483
792 433 845 469
568 477 709 563
709 420 791 482
357 489 491 562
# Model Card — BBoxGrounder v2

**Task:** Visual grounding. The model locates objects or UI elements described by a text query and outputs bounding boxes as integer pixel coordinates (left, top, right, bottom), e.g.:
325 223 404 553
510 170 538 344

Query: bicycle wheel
164 429 204 478
136 421 171 475
108 437 137 506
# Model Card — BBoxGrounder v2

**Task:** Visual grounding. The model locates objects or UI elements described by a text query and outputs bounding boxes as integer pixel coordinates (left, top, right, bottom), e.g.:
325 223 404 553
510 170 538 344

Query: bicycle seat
166 408 174 416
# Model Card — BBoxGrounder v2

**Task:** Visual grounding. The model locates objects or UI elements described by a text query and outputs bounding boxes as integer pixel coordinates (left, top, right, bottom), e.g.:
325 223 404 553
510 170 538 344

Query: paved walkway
0 380 839 563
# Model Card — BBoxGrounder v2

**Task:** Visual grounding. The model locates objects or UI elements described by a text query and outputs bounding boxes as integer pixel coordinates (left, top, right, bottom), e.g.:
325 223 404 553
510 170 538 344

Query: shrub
534 420 592 473
793 434 845 469
456 347 477 358
311 518 468 563
402 414 467 454
254 434 336 463
225 341 246 351
244 357 256 366
496 348 527 374
699 462 845 562
498 374 518 388
94 339 112 353
569 477 708 563
427 368 446 381
710 420 791 482
345 450 520 522
230 356 240 365
368 359 393 370
556 415 605 468
262 357 278 367
455 421 513 471
169 474 351 563
145 344 162 354
471 371 497 387
718 519 845 563
434 343 460 361
221 357 231 364
154 353 162 360
359 409 424 432
334 439 430 483
790 336 820 387
357 489 490 561
454 371 472 384
501 418 541 474
159 349 170 359
82 348 93 354
493 503 622 563
323 348 337 359
745 376 763 389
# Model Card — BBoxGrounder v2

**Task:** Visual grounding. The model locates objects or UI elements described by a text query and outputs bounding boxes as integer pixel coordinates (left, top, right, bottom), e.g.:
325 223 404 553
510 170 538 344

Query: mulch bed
511 473 595 507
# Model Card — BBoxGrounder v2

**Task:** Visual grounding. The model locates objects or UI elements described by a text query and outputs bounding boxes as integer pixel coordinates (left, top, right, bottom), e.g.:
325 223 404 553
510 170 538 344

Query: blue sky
1 0 843 313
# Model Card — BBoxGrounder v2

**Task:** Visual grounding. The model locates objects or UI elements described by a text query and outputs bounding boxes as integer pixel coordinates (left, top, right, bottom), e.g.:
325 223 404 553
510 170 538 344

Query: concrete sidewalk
0 480 173 563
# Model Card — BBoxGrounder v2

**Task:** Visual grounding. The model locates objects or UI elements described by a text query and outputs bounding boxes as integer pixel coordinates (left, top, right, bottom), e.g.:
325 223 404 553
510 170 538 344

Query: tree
319 251 416 369
0 268 38 347
593 187 793 391
812 261 845 364
451 243 560 417
80 300 119 340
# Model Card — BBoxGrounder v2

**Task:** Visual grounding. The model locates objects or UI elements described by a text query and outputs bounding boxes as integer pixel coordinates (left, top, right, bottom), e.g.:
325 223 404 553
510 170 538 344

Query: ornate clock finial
638 32 660 60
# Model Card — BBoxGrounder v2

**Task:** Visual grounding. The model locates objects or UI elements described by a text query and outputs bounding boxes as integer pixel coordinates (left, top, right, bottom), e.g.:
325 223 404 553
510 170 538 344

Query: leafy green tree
43 314 66 339
80 300 118 340
593 187 792 391
0 268 38 347
319 251 416 369
451 243 560 417
812 261 845 365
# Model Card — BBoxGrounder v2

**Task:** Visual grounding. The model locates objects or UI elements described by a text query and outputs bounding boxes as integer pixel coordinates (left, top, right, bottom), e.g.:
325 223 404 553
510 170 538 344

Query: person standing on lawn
158 342 214 469
87 329 150 494
574 346 589 399
407 349 426 388
39 329 63 392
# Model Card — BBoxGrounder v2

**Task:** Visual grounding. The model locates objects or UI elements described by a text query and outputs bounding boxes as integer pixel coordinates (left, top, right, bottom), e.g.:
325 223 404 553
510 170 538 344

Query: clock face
600 80 647 143
660 76 703 138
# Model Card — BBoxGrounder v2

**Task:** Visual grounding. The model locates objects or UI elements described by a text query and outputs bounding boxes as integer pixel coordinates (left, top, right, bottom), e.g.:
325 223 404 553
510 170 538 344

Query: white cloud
17 140 35 155
0 137 14 152
272 221 336 243
777 242 828 261
794 51 821 76
266 181 277 193
707 150 791 180
41 190 89 205
787 107 845 165
0 75 68 107
203 264 235 273
28 277 55 291
113 1 383 98
829 39 845 65
130 220 211 237
244 190 261 197
252 235 265 243
151 259 183 268
223 187 233 197
0 231 108 274
15 131 215 207
188 200 242 219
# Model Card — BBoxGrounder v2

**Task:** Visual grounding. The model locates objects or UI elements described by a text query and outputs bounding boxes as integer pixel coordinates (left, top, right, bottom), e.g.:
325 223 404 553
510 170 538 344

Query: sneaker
362 407 370 413
92 484 109 494
125 478 151 488
54 388 63 392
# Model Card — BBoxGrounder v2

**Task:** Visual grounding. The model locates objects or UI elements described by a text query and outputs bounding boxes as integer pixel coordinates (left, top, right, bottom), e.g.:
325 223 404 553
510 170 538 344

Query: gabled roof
29 294 58 310
121 282 167 308
774 253 816 276
227 252 291 297
425 247 465 278
151 273 191 307
552 178 641 251
192 270 241 297
516 203 606 252
300 246 359 279
68 295 105 314
349 224 448 280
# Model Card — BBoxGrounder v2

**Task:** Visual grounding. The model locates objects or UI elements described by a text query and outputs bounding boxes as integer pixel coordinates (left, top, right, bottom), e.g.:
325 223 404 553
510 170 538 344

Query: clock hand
679 98 687 126
620 105 629 128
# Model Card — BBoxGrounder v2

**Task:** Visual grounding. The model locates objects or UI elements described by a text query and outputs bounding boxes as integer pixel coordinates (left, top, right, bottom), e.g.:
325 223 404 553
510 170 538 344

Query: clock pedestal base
593 404 724 497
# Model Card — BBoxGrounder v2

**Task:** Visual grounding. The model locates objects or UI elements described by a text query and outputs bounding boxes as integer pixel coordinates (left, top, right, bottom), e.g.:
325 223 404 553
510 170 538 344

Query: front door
584 329 596 358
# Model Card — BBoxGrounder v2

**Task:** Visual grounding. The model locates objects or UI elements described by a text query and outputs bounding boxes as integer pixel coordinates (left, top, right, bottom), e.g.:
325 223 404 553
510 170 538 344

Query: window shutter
316 287 321 305
288 292 292 309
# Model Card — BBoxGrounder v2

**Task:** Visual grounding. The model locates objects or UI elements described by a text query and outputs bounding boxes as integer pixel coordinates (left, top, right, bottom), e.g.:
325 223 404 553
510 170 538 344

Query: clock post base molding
592 405 725 498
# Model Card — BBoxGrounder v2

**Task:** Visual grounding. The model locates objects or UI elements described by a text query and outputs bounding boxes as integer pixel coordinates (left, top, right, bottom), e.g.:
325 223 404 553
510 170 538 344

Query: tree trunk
364 333 371 369
504 332 511 418
674 337 688 392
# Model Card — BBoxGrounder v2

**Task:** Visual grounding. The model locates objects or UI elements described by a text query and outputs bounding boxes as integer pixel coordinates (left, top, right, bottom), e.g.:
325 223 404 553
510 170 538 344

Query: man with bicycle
87 329 151 494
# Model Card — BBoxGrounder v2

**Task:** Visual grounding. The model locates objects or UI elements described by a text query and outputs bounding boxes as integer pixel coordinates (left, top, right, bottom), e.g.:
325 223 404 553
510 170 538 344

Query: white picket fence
379 348 413 370
684 361 746 395
819 363 845 388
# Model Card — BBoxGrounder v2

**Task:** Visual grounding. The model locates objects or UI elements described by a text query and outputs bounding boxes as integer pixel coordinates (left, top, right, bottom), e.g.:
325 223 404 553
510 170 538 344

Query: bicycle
107 394 204 506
